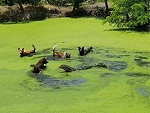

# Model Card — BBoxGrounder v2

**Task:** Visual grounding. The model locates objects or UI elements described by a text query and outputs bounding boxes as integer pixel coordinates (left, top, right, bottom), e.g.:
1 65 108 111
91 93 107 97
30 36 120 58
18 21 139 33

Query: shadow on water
27 71 86 89
134 52 150 54
126 73 150 77
100 73 116 78
0 17 99 25
32 55 49 60
136 87 150 98
104 61 127 71
134 59 150 67
105 54 130 58
77 56 128 71
134 54 150 67
37 48 52 55
105 28 149 33
0 21 31 25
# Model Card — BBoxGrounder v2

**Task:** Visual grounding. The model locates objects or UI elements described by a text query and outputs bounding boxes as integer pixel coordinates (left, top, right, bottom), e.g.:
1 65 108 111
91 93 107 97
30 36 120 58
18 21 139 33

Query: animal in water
59 64 77 72
78 47 93 56
18 45 36 57
59 64 93 72
31 57 49 73
52 45 71 59
59 62 108 72
94 63 108 69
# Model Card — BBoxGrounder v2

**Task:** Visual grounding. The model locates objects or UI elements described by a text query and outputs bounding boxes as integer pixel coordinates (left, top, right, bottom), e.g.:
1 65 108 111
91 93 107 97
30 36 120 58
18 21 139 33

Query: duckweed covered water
0 18 150 113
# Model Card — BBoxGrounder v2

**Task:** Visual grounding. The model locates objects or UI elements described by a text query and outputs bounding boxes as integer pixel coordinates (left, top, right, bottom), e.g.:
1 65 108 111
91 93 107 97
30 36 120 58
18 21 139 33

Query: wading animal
31 57 49 73
18 45 36 57
59 62 108 72
78 47 93 56
52 45 71 59
59 64 93 72
59 64 77 72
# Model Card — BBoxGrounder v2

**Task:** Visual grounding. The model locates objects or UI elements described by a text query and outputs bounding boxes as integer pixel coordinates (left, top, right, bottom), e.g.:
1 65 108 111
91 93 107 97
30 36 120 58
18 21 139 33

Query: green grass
0 17 150 113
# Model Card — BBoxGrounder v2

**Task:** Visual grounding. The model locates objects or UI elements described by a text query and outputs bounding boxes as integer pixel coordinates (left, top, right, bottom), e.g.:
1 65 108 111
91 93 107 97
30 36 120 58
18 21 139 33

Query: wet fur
52 45 71 59
31 57 49 73
18 45 36 57
78 47 93 56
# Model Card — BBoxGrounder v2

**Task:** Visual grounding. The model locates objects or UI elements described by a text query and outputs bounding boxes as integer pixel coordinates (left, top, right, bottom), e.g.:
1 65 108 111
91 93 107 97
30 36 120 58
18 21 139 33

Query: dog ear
30 64 35 67
18 48 22 53
78 47 81 50
21 48 24 52
81 47 84 51
18 48 21 52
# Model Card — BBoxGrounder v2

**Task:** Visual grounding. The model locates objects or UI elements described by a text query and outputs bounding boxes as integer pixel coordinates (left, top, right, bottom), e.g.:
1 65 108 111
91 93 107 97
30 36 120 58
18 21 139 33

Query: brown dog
18 45 36 57
31 57 49 73
52 45 71 59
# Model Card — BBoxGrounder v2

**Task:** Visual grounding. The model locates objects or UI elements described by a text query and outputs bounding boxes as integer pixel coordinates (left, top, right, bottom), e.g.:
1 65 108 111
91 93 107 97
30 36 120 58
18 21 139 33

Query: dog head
65 52 71 58
89 47 93 51
78 47 84 51
78 47 85 56
78 47 81 51
89 47 93 49
18 48 24 53
41 57 49 64
18 48 25 57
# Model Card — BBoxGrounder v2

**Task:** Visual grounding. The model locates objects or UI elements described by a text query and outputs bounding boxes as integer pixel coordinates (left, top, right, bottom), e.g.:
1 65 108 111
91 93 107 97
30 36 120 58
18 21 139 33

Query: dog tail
32 44 36 52
52 45 57 52
52 45 57 56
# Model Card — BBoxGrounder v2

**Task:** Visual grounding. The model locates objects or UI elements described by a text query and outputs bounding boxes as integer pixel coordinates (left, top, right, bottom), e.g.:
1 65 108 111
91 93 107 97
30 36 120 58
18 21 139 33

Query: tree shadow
0 21 30 25
105 28 149 33
0 19 47 25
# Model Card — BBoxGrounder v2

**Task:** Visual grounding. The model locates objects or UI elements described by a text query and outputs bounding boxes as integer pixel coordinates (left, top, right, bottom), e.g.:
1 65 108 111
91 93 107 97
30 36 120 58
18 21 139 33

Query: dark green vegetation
0 0 149 30
106 0 150 30
0 18 150 113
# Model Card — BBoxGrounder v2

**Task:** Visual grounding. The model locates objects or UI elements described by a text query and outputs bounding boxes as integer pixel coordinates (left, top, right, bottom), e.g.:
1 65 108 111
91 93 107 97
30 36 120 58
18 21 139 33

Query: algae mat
0 18 150 113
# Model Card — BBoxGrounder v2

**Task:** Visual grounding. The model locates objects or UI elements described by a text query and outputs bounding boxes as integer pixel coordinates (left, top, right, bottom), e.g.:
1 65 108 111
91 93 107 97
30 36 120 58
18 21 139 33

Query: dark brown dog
78 47 93 56
52 45 71 59
31 65 42 74
31 57 49 73
18 45 36 57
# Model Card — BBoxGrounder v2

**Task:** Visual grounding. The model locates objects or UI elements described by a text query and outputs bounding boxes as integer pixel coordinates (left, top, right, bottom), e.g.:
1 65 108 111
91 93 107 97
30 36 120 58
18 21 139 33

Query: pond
0 18 150 113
